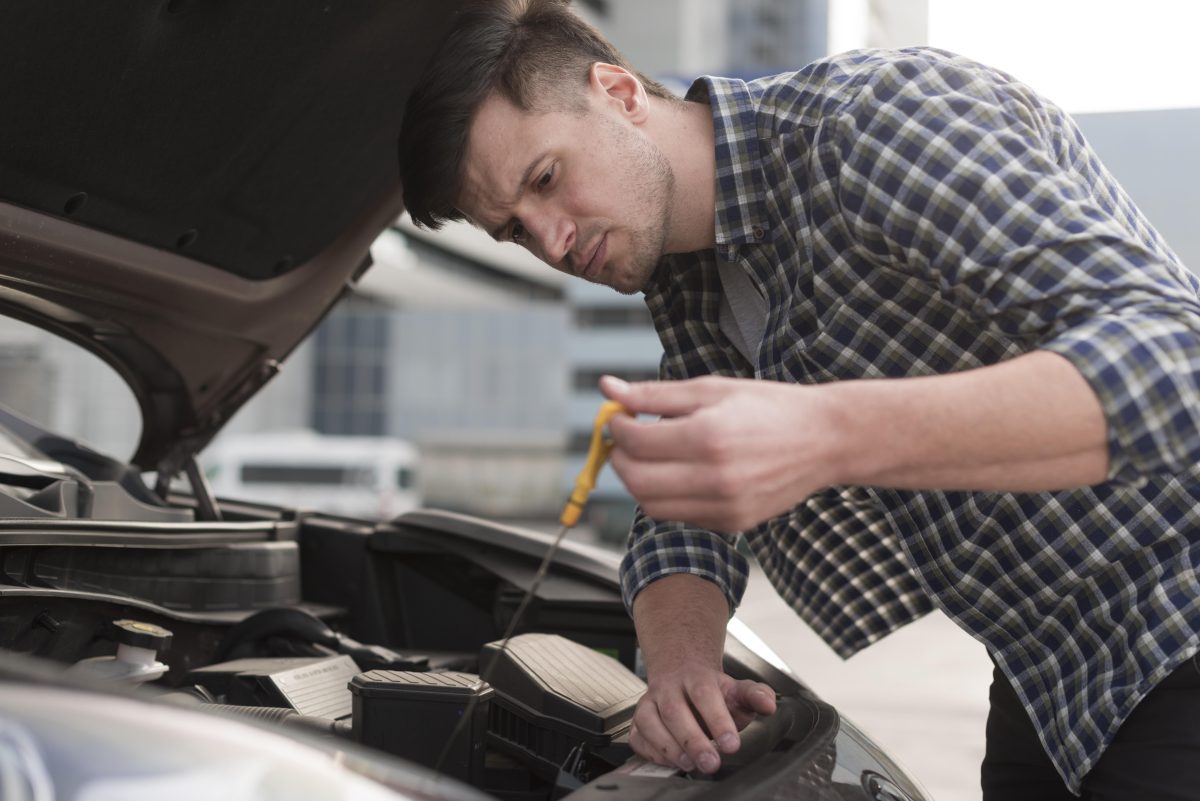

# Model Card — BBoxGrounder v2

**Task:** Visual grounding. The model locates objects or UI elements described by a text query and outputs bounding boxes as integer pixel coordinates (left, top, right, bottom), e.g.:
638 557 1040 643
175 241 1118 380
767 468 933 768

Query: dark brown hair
397 0 675 230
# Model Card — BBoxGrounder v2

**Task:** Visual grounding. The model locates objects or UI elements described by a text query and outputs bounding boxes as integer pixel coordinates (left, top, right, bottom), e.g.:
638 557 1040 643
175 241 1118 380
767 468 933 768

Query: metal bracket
183 454 222 521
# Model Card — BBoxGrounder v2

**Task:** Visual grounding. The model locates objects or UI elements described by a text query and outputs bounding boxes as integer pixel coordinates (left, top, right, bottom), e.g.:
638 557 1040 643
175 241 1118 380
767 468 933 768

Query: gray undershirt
717 259 767 367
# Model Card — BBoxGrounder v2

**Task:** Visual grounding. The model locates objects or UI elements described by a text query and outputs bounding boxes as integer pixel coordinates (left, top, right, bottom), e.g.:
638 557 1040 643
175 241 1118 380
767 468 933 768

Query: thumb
731 681 777 715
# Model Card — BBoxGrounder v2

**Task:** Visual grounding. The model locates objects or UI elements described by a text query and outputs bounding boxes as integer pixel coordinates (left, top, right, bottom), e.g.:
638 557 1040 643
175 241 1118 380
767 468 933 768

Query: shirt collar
687 75 773 258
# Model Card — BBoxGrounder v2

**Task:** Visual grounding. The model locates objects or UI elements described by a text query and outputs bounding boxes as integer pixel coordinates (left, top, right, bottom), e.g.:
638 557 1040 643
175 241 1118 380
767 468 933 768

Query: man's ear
588 62 649 122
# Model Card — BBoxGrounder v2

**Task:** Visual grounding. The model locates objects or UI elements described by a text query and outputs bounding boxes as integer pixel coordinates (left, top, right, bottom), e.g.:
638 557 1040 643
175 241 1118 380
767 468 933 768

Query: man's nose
527 211 575 268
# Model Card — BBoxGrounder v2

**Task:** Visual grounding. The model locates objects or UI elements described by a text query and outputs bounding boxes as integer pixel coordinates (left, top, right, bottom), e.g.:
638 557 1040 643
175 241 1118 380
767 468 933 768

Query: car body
0 2 932 799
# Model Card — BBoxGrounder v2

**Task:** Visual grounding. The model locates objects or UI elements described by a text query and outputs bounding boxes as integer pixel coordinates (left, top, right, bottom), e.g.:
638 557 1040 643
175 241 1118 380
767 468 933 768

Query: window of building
312 301 391 436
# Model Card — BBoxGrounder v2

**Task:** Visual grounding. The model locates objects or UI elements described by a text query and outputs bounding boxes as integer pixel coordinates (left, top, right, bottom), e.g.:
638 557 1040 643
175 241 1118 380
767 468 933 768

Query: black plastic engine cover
350 670 492 785
10 541 301 612
481 633 645 744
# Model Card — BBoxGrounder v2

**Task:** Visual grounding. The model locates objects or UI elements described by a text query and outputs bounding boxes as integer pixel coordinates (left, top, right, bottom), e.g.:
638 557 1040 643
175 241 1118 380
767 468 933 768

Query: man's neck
646 96 717 255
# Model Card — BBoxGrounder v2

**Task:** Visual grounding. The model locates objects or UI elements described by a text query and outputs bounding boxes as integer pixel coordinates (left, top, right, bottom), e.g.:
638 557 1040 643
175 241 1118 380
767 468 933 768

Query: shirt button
753 226 764 239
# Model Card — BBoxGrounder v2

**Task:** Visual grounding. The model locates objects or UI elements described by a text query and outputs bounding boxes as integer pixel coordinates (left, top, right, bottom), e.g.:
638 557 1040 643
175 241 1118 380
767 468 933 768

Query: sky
924 0 1200 113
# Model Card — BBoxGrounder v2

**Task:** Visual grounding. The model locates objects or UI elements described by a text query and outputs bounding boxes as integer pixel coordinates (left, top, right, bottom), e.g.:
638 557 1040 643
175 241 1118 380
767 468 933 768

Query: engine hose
214 607 409 670
214 608 338 662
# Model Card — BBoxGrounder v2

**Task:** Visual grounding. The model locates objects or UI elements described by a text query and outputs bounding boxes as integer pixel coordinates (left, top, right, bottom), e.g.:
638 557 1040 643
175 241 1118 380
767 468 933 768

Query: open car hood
0 1 463 474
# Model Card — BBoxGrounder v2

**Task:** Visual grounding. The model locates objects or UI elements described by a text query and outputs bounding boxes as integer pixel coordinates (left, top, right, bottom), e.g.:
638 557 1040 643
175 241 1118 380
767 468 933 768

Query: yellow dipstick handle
560 401 632 527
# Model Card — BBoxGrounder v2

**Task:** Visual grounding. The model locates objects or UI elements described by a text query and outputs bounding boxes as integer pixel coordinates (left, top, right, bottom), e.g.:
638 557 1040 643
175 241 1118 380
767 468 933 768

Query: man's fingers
632 696 692 769
655 692 723 773
632 669 773 776
726 680 777 729
686 681 742 755
607 448 733 494
728 680 777 712
631 698 693 771
600 375 730 418
607 415 711 462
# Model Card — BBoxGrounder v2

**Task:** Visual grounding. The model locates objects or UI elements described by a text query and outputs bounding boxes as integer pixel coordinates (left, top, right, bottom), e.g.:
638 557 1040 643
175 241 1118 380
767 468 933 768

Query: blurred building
727 0 828 77
0 317 141 460
577 0 729 79
578 0 830 82
219 221 571 521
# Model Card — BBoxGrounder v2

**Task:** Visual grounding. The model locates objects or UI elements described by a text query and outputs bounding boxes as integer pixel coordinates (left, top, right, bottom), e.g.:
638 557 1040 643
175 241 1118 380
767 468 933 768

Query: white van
202 430 420 520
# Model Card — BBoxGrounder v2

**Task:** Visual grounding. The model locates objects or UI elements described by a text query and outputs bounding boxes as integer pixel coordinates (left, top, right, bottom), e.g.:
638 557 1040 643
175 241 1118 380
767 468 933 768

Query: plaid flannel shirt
618 48 1200 792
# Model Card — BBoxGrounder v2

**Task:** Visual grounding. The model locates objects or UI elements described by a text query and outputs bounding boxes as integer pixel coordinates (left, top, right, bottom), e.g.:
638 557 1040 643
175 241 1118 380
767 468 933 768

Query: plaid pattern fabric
617 48 1200 792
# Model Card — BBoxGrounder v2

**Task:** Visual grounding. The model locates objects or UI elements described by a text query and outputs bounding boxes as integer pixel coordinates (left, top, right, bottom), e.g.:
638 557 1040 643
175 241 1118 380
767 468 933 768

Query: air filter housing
480 633 644 780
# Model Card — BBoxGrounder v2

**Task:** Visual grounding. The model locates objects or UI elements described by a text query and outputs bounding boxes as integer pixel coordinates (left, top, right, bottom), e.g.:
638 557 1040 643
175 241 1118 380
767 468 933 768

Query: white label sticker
617 758 681 779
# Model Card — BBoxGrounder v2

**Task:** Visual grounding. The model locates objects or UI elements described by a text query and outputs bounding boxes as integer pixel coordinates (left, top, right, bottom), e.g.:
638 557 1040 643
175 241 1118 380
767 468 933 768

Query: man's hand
630 660 776 773
630 574 776 773
601 352 1110 533
601 374 837 533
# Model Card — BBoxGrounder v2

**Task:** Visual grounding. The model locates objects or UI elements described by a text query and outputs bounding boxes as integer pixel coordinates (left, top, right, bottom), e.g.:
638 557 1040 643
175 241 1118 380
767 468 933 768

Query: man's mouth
579 234 607 281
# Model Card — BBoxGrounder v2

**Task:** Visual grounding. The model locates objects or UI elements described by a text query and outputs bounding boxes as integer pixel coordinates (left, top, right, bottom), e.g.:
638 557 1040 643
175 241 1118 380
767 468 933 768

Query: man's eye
510 222 526 244
537 166 554 189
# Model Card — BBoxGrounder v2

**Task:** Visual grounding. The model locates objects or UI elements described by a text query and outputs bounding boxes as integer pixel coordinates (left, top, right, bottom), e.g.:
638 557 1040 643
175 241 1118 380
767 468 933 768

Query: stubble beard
602 118 675 296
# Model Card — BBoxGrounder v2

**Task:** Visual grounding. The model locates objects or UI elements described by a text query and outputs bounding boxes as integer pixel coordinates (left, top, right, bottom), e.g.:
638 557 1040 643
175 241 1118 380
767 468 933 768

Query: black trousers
981 655 1200 800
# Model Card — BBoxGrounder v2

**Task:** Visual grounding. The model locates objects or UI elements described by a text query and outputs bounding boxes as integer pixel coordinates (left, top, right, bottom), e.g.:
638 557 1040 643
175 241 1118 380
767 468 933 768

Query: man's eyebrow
488 154 546 240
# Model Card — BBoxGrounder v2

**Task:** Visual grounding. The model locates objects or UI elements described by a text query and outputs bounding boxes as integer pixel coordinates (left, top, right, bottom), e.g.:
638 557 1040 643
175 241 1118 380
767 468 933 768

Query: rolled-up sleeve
834 51 1200 483
618 506 749 616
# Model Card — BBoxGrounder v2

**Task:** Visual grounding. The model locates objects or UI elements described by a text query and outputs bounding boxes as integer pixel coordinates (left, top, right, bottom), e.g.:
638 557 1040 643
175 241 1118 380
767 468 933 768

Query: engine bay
0 517 648 799
0 419 928 801
0 422 666 800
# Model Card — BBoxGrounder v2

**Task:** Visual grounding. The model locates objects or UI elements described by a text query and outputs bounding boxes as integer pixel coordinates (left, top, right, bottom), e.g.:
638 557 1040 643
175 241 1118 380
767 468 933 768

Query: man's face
457 89 674 295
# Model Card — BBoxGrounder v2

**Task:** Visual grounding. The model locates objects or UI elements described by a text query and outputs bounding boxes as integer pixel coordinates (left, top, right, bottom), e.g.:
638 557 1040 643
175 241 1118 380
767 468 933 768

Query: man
397 1 1200 798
